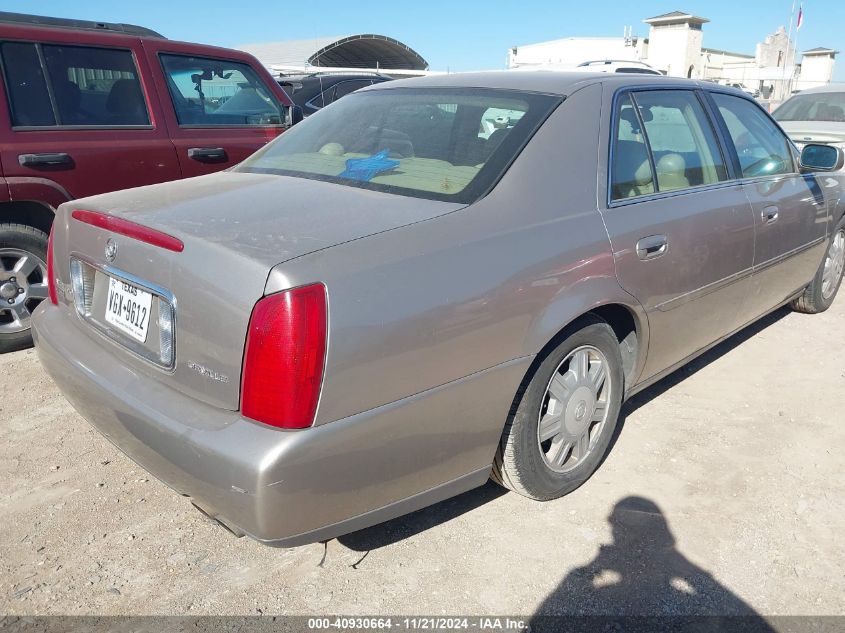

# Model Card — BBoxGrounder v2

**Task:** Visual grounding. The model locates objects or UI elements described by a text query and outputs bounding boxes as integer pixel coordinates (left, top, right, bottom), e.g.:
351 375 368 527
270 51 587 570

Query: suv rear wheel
0 223 50 353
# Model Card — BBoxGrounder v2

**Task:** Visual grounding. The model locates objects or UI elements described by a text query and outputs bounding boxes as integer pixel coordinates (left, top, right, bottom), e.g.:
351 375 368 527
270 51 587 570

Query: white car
574 60 662 75
773 84 845 160
726 82 760 98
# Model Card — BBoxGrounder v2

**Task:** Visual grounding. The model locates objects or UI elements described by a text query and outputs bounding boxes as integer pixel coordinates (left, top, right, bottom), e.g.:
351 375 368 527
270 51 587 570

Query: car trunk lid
59 171 464 411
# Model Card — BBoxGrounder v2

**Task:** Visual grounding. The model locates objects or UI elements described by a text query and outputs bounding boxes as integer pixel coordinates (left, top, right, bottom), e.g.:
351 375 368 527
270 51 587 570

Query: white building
507 10 836 102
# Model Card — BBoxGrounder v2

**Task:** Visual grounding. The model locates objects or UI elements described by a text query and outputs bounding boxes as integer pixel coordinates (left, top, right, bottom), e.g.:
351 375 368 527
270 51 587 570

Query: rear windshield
236 87 561 203
773 92 845 122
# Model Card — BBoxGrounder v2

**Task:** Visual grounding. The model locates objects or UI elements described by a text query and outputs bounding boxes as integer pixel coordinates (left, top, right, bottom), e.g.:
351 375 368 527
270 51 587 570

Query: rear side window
0 42 147 127
610 94 654 200
0 42 56 126
160 54 283 126
712 93 795 178
611 90 727 201
42 45 149 126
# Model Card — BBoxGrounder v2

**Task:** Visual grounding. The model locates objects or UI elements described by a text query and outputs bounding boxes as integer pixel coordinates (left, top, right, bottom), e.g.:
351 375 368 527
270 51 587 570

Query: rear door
600 87 756 380
143 41 291 177
708 92 828 316
0 37 181 200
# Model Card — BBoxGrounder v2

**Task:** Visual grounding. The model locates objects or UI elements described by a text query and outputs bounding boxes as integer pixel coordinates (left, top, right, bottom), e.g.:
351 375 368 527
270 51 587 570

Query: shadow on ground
337 306 791 553
528 496 777 630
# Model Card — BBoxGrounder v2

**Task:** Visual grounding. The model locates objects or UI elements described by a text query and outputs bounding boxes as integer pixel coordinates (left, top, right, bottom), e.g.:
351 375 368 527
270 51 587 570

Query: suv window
0 42 55 126
711 93 794 178
42 45 149 126
611 90 727 200
238 87 560 203
1 42 147 127
329 79 372 102
160 54 283 126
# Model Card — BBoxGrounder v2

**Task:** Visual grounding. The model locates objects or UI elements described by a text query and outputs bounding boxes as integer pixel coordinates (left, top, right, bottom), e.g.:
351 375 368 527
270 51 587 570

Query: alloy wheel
822 229 845 300
537 345 612 473
0 249 49 335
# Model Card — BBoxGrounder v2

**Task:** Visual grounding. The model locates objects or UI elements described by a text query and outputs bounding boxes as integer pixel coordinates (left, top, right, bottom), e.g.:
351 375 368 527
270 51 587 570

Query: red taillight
241 283 327 429
47 225 58 305
71 209 184 253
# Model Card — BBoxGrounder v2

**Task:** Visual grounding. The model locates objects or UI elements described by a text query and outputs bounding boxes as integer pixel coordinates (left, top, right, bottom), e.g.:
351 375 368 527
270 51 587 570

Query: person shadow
529 496 777 632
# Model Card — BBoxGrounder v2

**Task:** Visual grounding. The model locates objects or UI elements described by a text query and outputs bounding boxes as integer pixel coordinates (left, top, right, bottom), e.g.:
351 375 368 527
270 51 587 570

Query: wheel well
0 201 55 235
588 304 639 383
528 304 640 391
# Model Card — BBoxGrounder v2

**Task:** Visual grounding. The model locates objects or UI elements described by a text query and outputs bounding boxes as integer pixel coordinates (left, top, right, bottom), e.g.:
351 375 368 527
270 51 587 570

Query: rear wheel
0 224 50 353
791 216 845 314
492 316 624 500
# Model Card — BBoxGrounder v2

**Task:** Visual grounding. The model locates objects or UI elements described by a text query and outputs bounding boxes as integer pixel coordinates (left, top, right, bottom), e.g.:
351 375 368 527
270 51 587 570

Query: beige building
507 9 837 102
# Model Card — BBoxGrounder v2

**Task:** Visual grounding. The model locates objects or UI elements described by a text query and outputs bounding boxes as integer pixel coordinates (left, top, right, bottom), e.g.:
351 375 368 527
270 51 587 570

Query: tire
492 315 625 500
0 223 50 353
791 215 845 314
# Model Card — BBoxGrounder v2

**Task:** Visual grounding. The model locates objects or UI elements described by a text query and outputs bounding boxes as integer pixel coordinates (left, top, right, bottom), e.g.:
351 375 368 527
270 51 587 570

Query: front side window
773 92 845 122
237 88 561 203
160 54 283 126
42 45 148 126
610 90 727 201
712 93 794 178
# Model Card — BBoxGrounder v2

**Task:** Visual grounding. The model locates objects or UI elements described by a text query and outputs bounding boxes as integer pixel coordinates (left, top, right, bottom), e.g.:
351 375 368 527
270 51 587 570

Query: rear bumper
32 303 527 546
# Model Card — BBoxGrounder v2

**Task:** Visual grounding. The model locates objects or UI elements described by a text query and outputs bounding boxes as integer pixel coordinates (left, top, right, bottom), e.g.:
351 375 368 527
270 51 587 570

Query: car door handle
762 206 779 225
187 147 228 163
636 235 668 260
18 152 73 167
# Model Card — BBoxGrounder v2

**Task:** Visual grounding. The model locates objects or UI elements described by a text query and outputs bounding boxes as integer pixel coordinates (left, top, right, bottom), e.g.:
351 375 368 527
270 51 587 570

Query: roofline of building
802 48 838 56
644 13 709 26
701 47 754 59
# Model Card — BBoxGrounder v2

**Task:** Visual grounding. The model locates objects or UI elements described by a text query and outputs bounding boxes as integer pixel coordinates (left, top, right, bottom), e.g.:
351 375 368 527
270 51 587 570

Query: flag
796 3 804 30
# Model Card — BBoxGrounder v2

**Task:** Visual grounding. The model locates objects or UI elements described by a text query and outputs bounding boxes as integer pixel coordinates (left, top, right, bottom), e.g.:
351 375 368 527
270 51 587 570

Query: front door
708 92 828 316
143 42 288 177
0 39 181 200
600 88 756 380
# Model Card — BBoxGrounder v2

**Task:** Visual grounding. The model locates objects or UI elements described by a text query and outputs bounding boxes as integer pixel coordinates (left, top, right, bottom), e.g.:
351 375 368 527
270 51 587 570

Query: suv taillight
241 283 327 429
47 226 58 305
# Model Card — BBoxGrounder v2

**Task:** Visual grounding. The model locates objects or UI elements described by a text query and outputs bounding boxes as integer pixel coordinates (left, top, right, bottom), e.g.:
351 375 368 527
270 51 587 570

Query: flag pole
781 0 797 101
792 3 803 95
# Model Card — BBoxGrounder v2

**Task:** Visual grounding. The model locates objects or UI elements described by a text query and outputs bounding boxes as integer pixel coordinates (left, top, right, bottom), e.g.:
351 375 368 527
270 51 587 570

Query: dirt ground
1 298 844 619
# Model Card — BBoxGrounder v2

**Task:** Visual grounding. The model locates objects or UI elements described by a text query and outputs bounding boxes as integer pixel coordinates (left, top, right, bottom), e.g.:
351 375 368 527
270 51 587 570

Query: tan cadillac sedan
32 72 845 546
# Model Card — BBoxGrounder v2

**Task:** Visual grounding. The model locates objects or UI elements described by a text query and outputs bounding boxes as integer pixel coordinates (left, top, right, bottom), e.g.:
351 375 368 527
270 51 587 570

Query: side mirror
800 144 844 172
286 105 304 127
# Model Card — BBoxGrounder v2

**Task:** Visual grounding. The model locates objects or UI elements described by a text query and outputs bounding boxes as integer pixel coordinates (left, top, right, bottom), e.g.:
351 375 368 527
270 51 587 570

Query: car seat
106 79 148 125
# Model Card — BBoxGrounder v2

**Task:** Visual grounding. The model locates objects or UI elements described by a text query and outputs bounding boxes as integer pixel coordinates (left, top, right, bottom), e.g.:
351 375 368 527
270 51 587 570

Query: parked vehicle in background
773 84 845 158
726 82 760 98
0 11 294 352
575 60 662 75
277 72 392 116
33 72 845 546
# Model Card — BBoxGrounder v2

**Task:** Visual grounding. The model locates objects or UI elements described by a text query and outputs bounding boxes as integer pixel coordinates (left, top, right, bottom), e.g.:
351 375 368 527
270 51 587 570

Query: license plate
104 277 153 343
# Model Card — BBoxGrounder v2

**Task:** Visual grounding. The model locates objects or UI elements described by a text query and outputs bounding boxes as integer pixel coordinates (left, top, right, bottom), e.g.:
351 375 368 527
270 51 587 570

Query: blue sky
5 1 844 80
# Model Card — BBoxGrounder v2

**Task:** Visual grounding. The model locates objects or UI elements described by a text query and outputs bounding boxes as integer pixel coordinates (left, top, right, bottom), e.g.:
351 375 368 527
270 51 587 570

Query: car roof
361 70 721 97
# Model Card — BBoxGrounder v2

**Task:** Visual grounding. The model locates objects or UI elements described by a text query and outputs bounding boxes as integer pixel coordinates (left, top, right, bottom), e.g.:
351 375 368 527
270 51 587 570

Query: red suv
0 12 296 351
